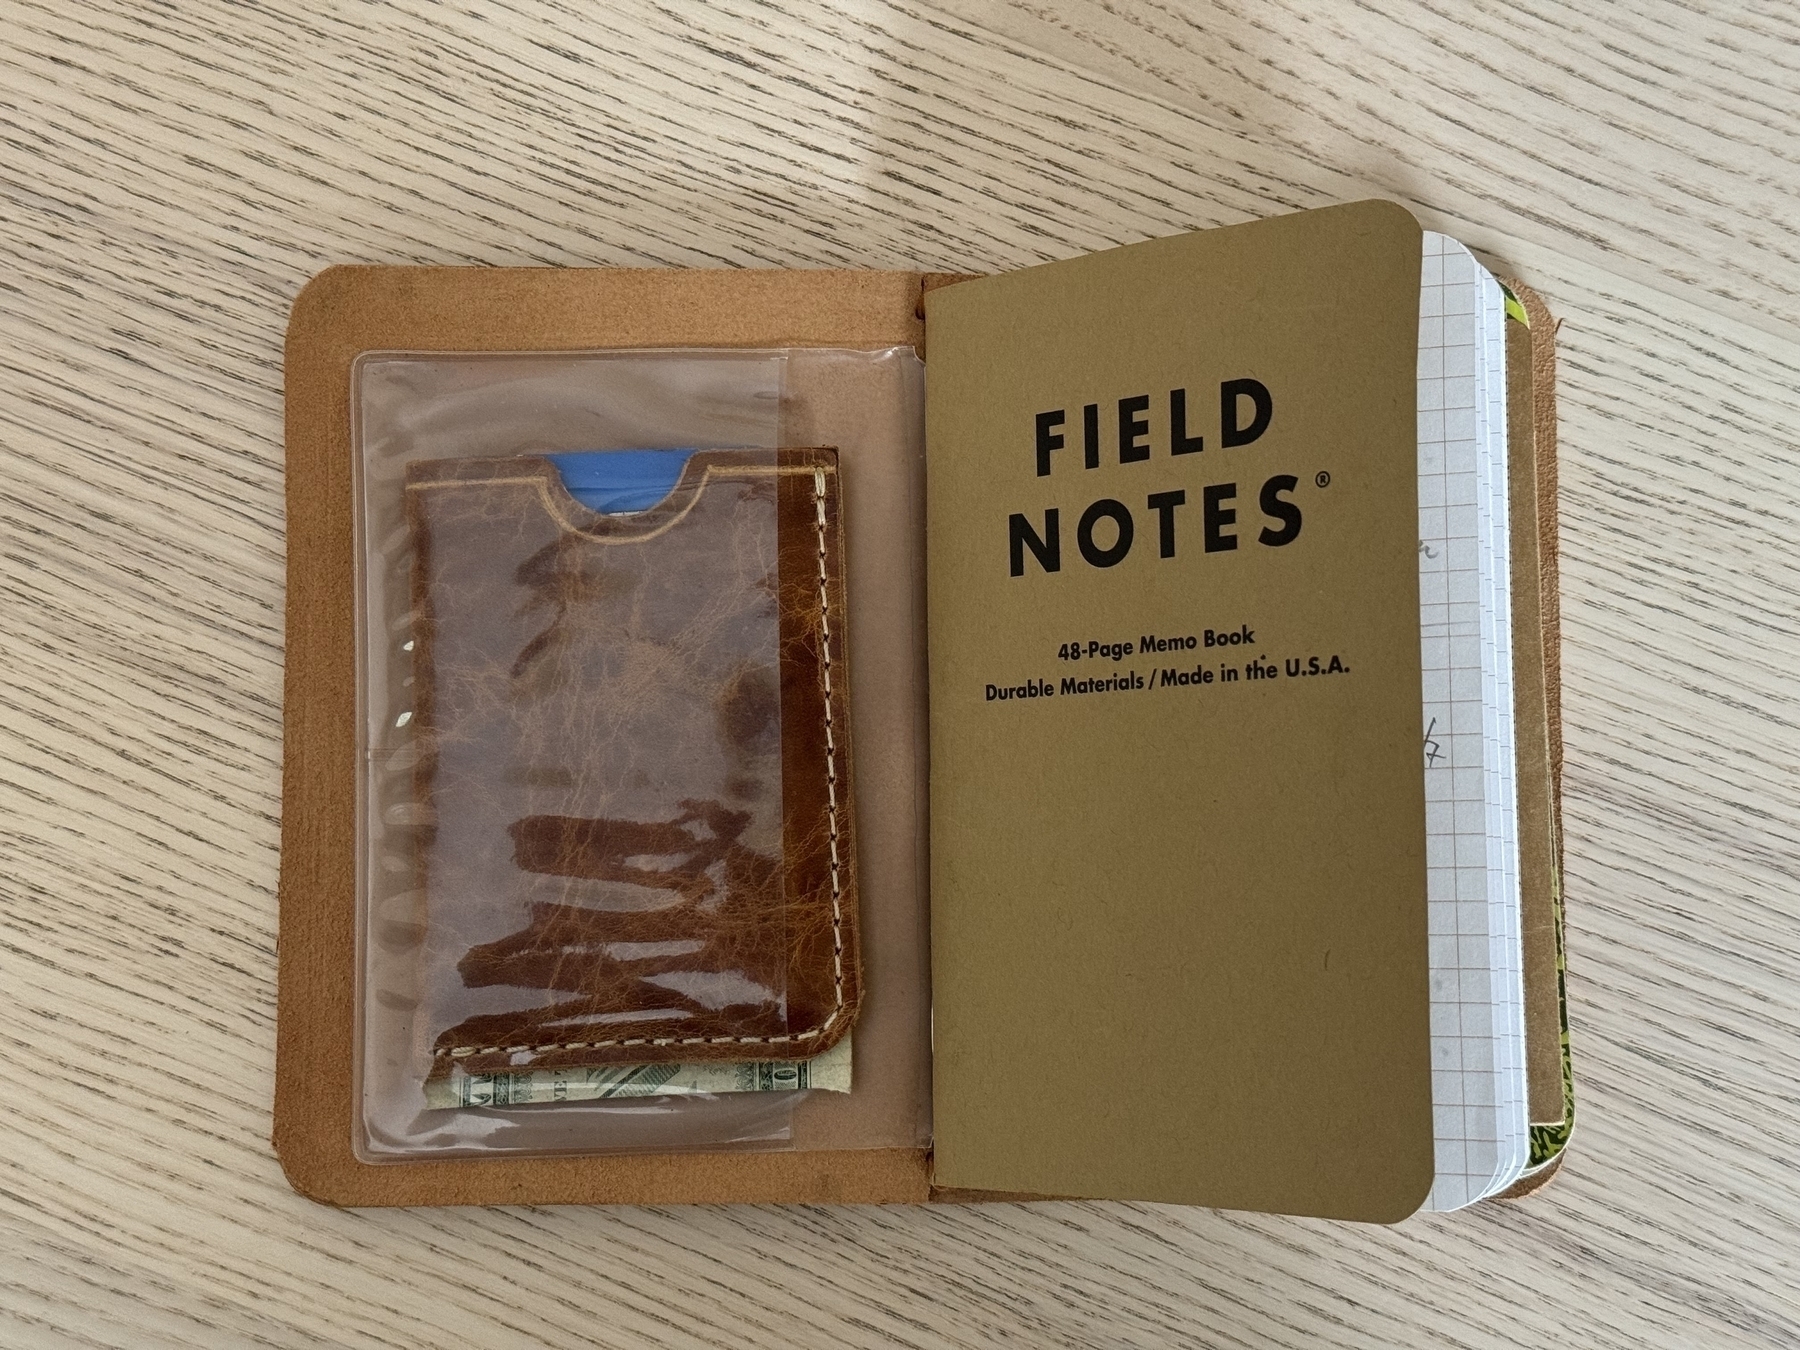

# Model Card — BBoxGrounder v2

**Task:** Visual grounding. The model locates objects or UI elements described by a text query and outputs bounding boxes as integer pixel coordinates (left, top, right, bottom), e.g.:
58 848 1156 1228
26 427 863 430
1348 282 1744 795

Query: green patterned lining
1527 858 1575 1168
1500 282 1531 329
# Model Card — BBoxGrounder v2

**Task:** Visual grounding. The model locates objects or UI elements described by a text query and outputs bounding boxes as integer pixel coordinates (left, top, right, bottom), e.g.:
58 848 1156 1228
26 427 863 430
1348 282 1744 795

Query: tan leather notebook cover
276 218 1566 1211
277 268 930 1205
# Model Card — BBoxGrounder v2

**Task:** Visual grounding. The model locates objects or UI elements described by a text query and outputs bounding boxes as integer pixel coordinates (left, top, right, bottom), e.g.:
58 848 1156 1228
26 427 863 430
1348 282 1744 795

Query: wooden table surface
3 1 1797 1345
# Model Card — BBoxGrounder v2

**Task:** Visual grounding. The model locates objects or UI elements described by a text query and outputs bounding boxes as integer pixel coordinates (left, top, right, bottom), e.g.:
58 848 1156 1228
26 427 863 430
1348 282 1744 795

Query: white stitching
434 457 847 1062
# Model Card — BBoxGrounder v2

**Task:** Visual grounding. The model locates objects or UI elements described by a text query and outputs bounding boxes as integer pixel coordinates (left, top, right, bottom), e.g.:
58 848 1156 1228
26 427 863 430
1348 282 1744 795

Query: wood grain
2 0 1797 1345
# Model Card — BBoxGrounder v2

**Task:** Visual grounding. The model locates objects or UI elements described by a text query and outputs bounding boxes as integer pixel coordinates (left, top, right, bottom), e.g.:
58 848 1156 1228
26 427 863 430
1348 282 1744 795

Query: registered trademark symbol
1315 470 1331 488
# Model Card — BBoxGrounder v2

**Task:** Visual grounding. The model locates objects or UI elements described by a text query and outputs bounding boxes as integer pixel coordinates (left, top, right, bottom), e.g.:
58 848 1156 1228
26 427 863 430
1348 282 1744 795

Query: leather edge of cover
289 1146 932 1209
1502 303 1562 1123
1514 278 1563 860
1493 275 1572 1203
275 266 923 1207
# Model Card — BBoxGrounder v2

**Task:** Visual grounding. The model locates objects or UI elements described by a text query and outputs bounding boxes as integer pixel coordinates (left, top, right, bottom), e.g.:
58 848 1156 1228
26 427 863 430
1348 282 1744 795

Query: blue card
546 449 697 513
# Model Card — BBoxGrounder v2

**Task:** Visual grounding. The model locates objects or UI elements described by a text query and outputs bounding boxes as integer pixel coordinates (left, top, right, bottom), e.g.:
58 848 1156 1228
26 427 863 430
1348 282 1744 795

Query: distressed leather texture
404 448 860 1080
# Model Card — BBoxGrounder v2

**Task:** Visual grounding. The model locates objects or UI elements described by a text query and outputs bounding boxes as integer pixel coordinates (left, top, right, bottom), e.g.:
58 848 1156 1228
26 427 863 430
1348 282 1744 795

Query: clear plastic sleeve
352 348 930 1161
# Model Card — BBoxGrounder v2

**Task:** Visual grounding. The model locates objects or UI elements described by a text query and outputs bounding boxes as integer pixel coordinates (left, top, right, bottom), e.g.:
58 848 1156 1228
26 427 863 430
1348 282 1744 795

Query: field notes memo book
926 202 1563 1220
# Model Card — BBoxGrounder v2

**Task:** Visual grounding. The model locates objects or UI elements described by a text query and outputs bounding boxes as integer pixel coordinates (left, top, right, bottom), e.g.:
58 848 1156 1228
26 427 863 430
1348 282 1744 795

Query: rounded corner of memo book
1331 197 1424 246
1338 1146 1438 1225
1392 1156 1440 1224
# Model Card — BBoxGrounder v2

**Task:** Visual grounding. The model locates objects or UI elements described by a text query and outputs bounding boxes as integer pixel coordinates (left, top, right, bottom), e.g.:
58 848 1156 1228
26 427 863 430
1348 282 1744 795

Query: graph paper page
1416 233 1528 1212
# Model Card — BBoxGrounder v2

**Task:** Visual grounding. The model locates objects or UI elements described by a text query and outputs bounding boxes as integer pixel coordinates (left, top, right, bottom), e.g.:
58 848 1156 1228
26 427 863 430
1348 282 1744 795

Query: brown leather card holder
403 447 860 1081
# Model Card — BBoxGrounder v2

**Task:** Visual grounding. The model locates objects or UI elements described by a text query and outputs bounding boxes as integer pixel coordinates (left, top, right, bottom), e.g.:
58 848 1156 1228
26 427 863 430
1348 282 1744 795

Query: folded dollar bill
425 1034 852 1110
